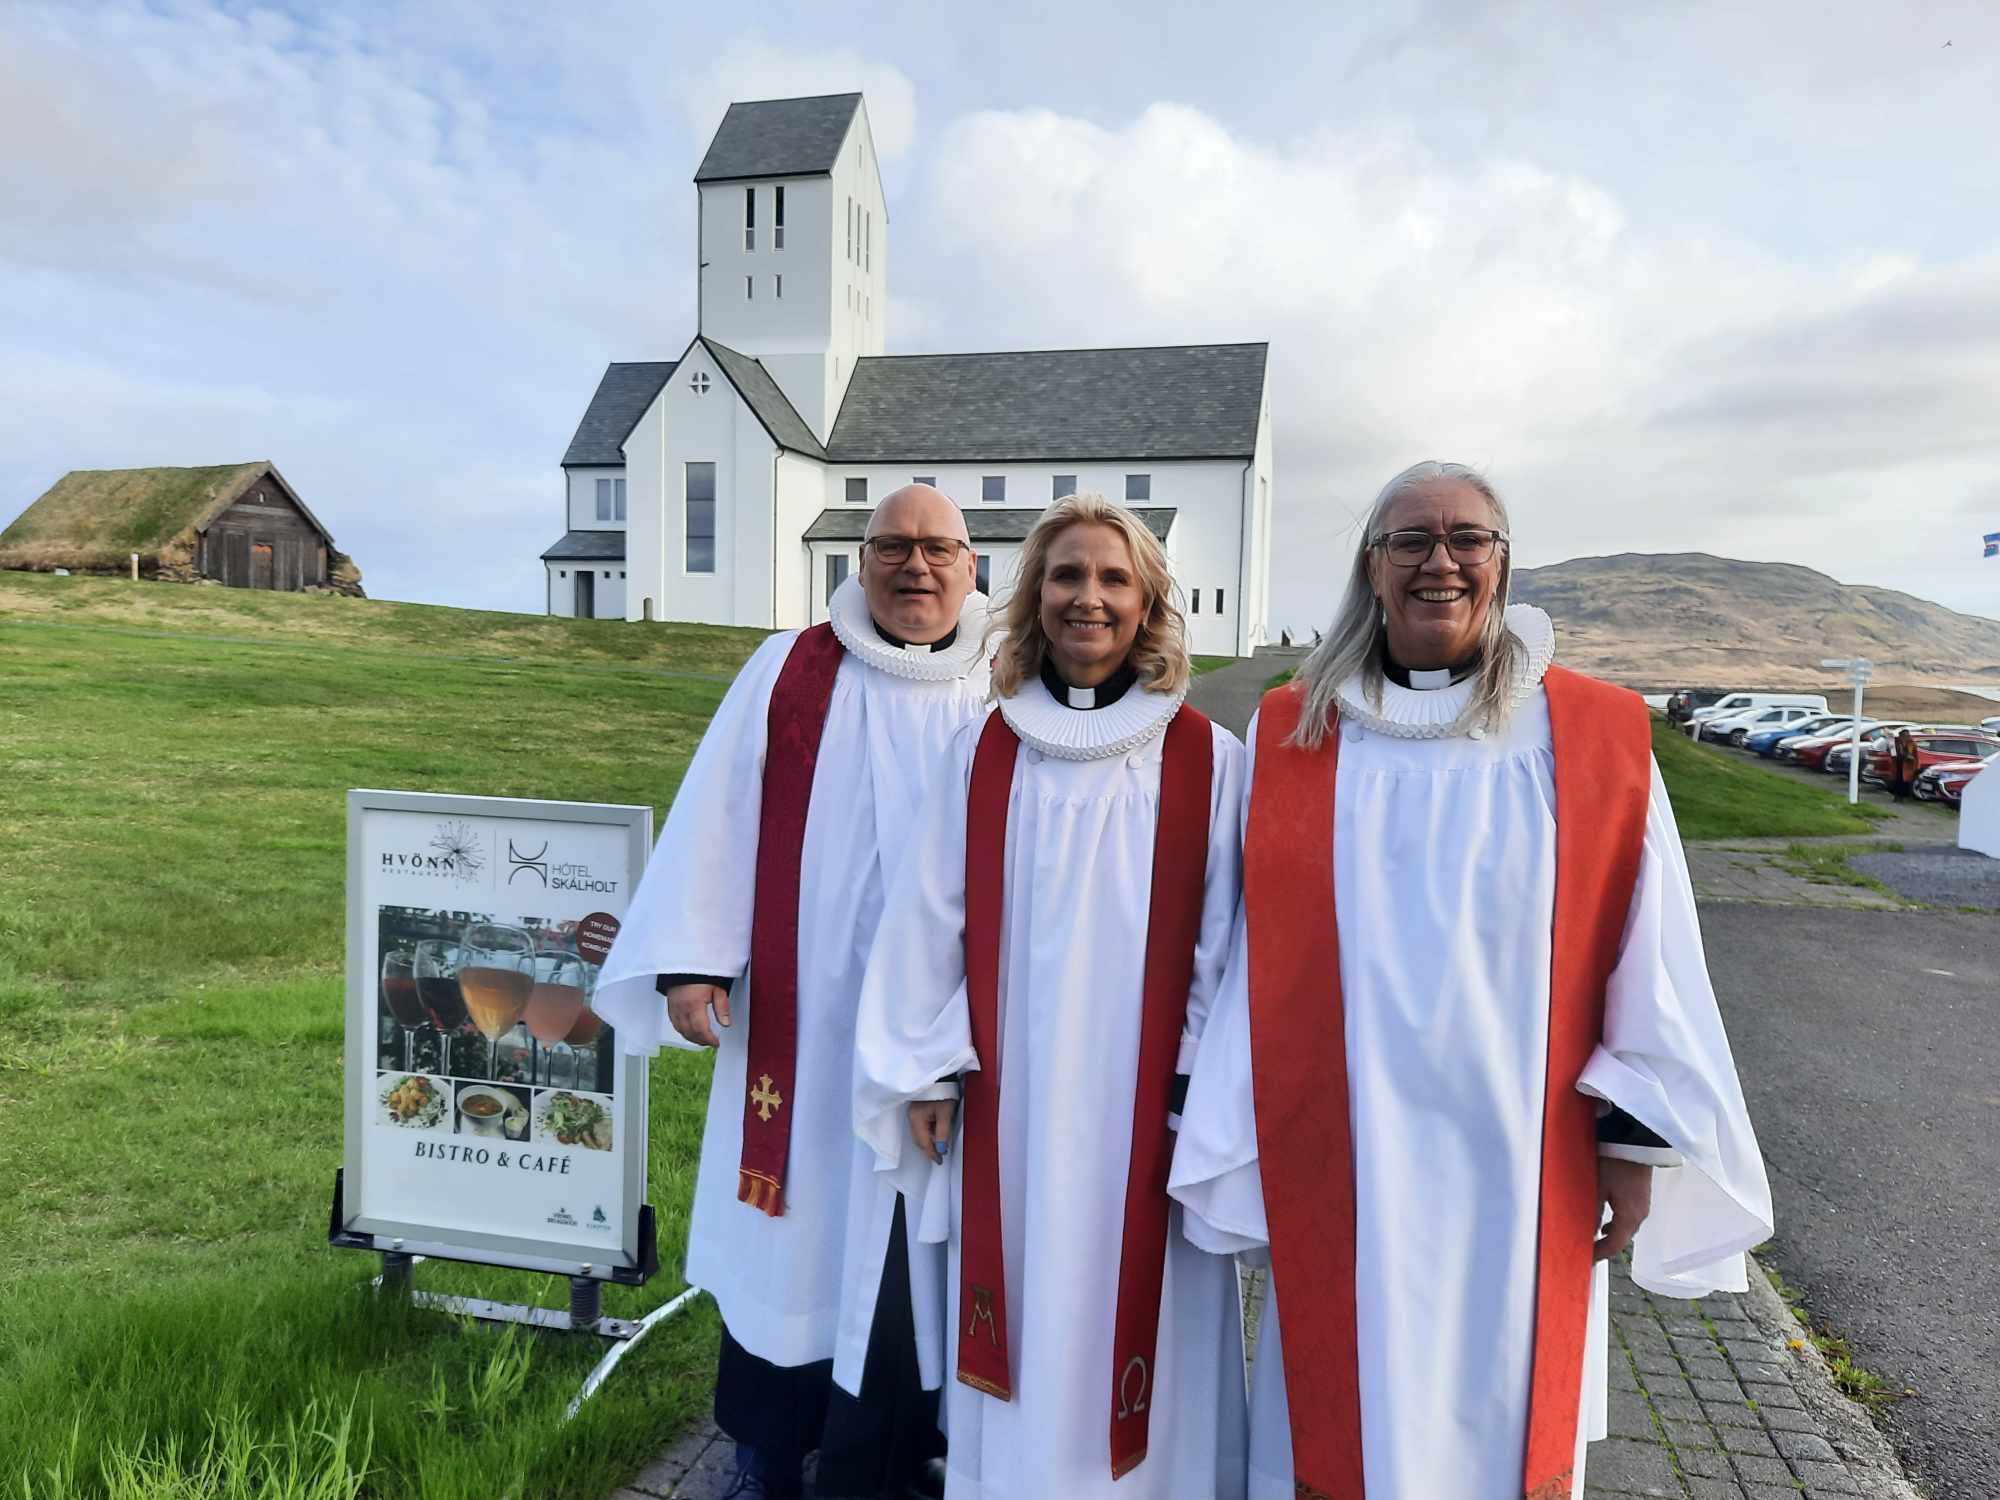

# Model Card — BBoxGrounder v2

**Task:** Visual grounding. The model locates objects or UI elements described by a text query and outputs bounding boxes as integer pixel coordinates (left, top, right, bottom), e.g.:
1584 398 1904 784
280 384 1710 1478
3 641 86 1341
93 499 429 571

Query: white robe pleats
854 684 1251 1500
596 587 990 1386
1170 677 1773 1500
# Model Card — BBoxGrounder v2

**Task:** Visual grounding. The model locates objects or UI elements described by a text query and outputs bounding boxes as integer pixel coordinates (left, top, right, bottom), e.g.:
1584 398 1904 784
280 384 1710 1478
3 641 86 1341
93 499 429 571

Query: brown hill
1510 552 2000 692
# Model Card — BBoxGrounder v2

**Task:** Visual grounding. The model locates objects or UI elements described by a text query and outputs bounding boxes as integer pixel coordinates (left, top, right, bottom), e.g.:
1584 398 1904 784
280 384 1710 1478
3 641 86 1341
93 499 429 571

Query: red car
1915 753 1997 806
1788 723 1898 770
1864 731 2000 791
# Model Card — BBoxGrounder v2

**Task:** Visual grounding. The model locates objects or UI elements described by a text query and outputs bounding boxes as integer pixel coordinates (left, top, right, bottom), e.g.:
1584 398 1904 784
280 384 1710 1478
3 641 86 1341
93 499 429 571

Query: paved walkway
610 1256 1919 1499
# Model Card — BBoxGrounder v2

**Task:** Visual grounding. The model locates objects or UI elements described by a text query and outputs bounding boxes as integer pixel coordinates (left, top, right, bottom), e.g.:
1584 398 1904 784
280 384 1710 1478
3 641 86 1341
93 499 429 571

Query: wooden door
225 531 249 587
251 541 274 589
574 571 595 618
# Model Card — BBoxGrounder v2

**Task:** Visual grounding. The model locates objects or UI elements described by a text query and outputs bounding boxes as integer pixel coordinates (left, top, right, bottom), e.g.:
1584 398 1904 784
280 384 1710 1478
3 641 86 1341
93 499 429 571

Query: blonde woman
852 495 1249 1499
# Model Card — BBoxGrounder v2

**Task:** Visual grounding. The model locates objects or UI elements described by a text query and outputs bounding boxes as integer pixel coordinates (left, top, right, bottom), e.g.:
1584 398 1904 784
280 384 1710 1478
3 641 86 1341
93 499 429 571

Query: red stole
1244 664 1650 1500
738 622 845 1216
959 702 1215 1480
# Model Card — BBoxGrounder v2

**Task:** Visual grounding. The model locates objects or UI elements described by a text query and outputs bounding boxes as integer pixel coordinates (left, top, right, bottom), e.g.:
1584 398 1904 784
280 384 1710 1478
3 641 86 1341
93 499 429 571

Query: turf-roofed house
549 91 1275 657
0 461 363 595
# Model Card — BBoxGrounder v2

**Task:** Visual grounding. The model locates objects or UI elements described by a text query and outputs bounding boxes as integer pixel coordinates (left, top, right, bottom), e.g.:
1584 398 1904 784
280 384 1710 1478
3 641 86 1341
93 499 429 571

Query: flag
1986 531 2000 558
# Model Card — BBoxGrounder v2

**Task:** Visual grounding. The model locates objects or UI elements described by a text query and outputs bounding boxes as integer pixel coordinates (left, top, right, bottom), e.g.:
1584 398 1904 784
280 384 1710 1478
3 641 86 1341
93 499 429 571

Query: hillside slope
1511 552 2000 687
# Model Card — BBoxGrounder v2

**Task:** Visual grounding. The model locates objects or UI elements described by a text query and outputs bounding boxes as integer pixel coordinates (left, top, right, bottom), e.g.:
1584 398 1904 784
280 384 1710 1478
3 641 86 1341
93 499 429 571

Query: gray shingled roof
562 362 677 466
825 344 1267 463
702 338 827 459
802 507 1178 545
540 530 627 562
694 94 862 183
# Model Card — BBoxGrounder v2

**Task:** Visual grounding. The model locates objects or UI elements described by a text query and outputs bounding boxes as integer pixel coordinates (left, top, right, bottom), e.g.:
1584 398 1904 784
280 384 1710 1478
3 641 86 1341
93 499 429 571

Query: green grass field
1648 716 1888 840
1 574 770 1500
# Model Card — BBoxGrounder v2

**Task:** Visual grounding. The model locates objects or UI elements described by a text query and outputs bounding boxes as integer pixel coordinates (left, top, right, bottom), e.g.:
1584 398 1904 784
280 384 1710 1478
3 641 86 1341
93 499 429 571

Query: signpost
1820 658 1873 804
331 790 679 1413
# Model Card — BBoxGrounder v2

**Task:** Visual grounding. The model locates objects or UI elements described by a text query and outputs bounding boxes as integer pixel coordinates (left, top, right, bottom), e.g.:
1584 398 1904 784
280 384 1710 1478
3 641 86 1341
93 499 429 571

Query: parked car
1822 723 1915 776
1744 714 1853 756
1982 714 2000 735
1915 751 1999 807
1686 692 1831 735
1862 730 2000 794
1780 721 1886 768
1719 705 1824 747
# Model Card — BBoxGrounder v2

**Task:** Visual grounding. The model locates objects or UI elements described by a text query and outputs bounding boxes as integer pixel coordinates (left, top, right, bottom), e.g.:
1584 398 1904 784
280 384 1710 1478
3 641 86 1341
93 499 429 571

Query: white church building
544 92 1275 656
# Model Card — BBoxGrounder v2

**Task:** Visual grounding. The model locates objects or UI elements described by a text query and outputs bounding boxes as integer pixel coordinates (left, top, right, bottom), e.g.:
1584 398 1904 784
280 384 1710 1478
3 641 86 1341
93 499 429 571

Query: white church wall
774 450 828 629
547 562 575 617
545 562 628 619
623 386 667 622
565 466 629 533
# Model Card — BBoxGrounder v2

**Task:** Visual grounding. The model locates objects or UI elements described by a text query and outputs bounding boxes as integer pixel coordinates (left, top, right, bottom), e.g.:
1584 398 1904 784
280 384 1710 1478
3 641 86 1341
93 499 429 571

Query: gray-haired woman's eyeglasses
1371 527 1508 567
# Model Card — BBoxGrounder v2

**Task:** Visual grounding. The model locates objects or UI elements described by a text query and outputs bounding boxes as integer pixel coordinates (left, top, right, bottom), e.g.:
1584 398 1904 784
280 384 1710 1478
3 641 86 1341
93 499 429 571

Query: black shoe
901 1457 947 1500
720 1445 805 1500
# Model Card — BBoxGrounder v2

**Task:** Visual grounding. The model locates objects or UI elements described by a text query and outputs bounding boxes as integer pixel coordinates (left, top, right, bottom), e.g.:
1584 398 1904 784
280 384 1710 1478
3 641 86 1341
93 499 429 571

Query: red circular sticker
574 912 621 965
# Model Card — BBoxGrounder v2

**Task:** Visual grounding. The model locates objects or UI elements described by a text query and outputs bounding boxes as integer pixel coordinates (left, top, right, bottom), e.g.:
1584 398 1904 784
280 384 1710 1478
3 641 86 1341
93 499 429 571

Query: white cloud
911 101 2000 633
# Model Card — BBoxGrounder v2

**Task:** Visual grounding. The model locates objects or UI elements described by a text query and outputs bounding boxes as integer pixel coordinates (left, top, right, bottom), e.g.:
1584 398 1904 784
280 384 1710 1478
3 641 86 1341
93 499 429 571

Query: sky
4 0 1999 636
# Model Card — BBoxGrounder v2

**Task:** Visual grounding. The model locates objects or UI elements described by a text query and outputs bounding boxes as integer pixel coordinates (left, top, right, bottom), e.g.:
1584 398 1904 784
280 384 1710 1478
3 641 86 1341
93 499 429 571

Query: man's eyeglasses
863 535 970 566
1371 527 1508 567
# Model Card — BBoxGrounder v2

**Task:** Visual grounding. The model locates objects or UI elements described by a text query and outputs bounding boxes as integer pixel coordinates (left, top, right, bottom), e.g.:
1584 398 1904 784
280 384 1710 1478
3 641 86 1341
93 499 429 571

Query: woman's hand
1594 1156 1654 1262
909 1100 957 1164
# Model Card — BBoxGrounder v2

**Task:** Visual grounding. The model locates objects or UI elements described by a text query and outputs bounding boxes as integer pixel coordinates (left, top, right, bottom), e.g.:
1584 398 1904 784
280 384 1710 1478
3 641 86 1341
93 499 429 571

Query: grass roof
0 463 278 572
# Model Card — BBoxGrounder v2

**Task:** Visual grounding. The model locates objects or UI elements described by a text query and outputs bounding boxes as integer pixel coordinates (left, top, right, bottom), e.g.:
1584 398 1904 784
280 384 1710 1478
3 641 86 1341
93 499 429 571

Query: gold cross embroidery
750 1073 784 1123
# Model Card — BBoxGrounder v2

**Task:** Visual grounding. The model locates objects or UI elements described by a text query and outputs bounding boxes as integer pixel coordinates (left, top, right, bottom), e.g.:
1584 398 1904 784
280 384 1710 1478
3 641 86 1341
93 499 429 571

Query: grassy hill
0 574 770 1499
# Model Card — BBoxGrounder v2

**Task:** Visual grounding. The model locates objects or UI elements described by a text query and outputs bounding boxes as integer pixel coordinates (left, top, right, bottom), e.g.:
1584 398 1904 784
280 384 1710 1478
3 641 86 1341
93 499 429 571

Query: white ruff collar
1333 604 1557 741
827 576 990 683
998 670 1187 761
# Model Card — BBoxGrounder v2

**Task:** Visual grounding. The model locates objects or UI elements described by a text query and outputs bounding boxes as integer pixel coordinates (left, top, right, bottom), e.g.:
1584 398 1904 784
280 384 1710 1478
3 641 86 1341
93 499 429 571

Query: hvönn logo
380 821 488 883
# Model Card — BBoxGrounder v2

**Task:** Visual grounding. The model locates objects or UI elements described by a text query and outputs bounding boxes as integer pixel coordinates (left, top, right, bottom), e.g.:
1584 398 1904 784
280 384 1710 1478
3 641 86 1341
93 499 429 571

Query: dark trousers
714 1196 943 1495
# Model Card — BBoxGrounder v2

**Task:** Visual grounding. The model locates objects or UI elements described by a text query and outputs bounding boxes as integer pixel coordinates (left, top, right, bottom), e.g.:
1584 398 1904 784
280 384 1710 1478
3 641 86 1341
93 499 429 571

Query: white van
1686 692 1830 736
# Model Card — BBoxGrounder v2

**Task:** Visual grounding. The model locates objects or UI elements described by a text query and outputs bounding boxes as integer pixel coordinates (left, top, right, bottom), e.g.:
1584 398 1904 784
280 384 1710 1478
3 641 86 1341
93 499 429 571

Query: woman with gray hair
1170 462 1772 1499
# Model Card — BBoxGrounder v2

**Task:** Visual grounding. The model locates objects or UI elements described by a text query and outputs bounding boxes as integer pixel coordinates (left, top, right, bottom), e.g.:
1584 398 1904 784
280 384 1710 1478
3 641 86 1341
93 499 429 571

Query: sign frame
337 788 654 1281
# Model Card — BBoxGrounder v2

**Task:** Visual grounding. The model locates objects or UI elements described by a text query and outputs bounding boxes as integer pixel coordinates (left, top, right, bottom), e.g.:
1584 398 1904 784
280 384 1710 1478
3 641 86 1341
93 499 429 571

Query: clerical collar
1039 655 1138 711
1383 647 1478 691
872 619 959 653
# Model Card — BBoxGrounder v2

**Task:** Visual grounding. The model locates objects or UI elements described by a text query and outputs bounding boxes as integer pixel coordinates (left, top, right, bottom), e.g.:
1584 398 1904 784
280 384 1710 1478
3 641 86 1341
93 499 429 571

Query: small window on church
745 276 753 300
865 211 872 272
775 185 785 250
1216 589 1225 613
743 186 755 251
975 555 991 594
825 553 849 604
614 478 626 521
1053 474 1077 499
847 197 853 260
596 477 612 521
913 475 936 487
1125 473 1152 501
690 371 711 395
775 274 783 299
686 462 717 574
1190 589 1201 614
846 477 868 504
559 569 567 578
982 476 1005 503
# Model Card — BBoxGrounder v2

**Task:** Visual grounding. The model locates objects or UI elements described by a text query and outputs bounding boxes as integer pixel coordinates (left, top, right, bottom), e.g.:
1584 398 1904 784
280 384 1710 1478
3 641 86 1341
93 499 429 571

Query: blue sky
4 0 1998 635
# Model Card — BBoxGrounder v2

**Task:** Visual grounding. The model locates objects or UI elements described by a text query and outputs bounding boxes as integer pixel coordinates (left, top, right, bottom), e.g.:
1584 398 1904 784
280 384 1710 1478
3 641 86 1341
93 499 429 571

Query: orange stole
1244 665 1650 1499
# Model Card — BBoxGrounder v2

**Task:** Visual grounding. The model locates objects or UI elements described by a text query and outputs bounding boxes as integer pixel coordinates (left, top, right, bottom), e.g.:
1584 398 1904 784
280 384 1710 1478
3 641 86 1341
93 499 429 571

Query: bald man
597 486 987 1500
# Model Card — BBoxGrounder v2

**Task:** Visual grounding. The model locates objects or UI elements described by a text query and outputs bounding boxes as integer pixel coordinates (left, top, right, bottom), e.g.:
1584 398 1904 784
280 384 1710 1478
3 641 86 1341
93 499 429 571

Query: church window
614 477 626 521
982 476 1006 503
846 477 868 504
975 554 991 593
743 187 755 251
775 274 783 299
1053 474 1077 499
774 185 785 249
1216 589 1225 613
913 475 937 486
745 275 753 300
847 197 853 260
558 569 567 578
1125 473 1152 501
1190 589 1202 614
865 211 872 271
596 476 617 521
690 371 711 395
686 462 717 574
619 570 626 578
825 553 849 603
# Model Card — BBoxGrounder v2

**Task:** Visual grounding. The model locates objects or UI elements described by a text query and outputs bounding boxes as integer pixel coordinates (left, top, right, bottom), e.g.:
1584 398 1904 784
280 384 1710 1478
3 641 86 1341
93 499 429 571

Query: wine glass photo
413 939 469 1078
459 923 536 1079
525 951 589 1088
379 946 426 1071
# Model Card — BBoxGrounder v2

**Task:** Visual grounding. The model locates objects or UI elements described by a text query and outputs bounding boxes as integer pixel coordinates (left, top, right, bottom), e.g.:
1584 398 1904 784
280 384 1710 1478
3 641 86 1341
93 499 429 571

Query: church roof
825 343 1268 463
562 362 678 467
801 507 1180 545
701 339 828 459
694 94 863 183
540 530 627 562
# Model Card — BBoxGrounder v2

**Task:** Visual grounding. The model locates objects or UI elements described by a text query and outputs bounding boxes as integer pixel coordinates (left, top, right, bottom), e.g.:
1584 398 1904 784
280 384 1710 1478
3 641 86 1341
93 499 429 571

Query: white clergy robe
1169 607 1774 1500
854 675 1251 1500
595 578 991 1388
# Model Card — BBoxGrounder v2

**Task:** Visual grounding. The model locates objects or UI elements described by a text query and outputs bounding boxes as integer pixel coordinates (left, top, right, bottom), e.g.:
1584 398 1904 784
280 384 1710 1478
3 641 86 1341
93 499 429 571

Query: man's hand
908 1100 956 1165
665 982 732 1048
1594 1156 1654 1263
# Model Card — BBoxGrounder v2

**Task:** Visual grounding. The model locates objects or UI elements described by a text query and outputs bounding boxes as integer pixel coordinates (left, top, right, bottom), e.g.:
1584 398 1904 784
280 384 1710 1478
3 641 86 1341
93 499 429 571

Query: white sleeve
1577 756 1775 1296
591 633 796 1054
